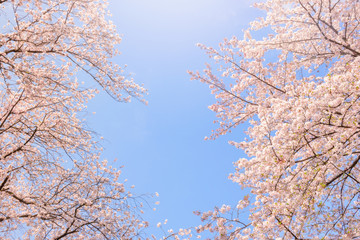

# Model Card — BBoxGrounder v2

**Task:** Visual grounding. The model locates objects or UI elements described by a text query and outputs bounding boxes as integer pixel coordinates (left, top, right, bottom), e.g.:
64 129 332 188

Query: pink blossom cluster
0 0 147 239
173 0 360 239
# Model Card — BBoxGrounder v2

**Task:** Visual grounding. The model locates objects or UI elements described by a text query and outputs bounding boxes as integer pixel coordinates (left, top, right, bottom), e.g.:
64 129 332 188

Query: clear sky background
87 0 261 237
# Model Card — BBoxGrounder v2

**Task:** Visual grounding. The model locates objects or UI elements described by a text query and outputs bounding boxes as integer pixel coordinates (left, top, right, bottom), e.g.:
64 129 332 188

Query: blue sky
88 0 260 237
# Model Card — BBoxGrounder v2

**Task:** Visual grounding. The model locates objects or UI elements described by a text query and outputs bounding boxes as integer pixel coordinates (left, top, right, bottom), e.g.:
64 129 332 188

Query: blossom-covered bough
185 0 360 239
0 0 148 239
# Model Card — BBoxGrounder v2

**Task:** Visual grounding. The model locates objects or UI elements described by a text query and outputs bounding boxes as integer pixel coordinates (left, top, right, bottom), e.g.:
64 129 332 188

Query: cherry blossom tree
187 0 360 239
0 0 148 239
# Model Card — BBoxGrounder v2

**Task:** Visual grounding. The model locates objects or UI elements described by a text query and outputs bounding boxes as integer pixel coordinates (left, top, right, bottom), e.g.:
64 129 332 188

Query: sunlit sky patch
88 0 260 237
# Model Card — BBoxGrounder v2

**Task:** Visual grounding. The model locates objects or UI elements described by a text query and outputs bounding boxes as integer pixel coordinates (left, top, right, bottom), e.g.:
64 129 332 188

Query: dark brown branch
0 176 9 191
216 53 286 94
4 190 34 205
326 155 360 187
275 216 300 239
0 90 24 129
2 126 37 160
